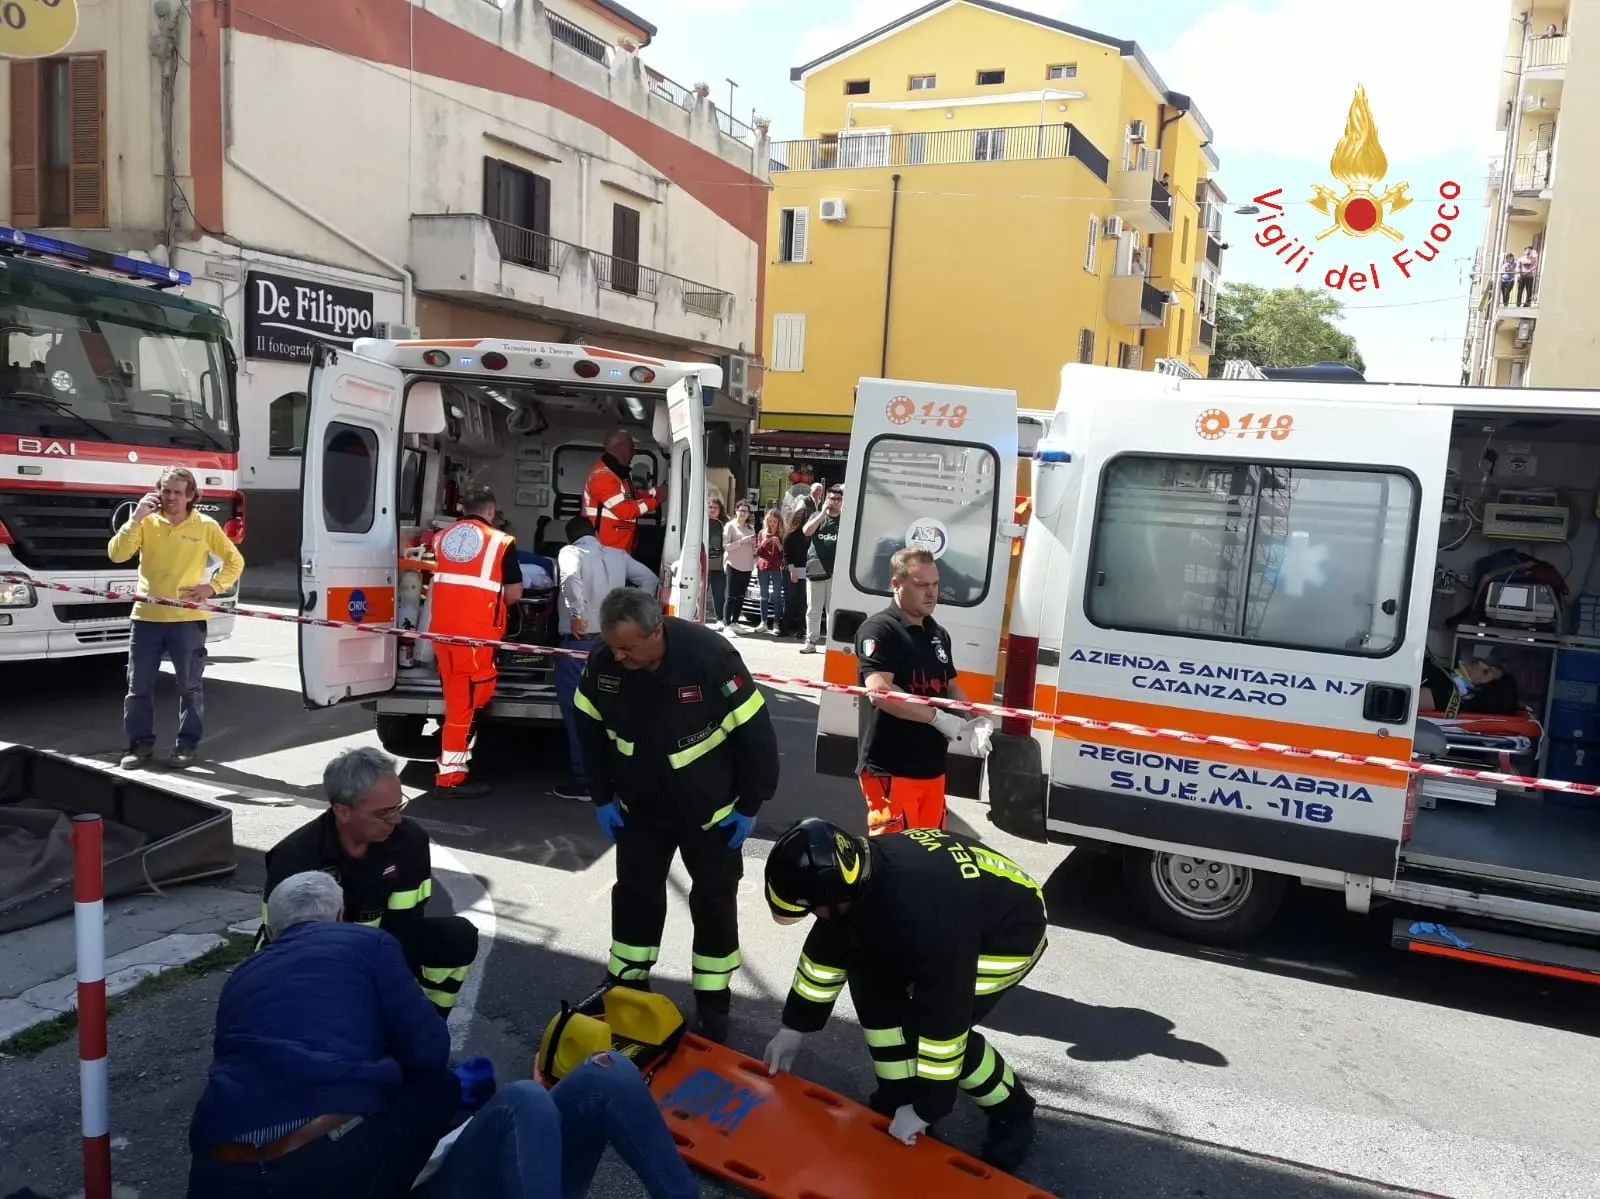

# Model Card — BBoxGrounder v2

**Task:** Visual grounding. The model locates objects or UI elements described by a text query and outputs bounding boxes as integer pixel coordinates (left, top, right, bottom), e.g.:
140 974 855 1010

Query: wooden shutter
772 314 806 372
68 54 107 229
9 61 41 227
786 207 809 262
611 204 640 295
482 157 504 220
529 173 551 236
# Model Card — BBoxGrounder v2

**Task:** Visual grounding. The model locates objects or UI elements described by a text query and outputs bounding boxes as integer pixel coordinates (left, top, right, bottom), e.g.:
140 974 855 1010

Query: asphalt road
3 614 1599 1199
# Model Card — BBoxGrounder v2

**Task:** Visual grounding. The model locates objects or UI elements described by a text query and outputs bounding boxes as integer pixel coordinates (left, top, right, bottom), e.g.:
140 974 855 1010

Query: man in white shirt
553 515 657 800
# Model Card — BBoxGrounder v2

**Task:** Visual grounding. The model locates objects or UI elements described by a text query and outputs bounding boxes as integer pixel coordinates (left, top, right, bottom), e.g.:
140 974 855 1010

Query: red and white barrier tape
10 573 1600 797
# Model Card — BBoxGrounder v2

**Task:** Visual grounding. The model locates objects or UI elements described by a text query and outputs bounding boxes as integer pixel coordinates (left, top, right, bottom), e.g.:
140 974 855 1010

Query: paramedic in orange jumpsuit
582 429 659 555
428 486 522 798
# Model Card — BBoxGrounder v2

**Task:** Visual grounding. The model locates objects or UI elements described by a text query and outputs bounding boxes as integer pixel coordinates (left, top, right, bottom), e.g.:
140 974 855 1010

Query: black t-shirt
855 605 958 779
807 514 840 579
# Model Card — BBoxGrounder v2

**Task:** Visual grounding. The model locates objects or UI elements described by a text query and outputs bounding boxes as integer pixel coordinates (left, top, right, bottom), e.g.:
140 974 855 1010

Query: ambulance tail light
1001 633 1039 737
224 492 246 544
574 359 601 380
0 517 12 546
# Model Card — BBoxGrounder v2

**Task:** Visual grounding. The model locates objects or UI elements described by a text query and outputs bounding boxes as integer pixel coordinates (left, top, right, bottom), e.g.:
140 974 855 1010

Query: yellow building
757 0 1226 440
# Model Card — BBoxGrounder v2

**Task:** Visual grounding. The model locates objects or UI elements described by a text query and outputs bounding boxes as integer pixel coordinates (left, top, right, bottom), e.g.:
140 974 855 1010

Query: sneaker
431 781 493 800
980 1091 1037 1173
707 619 723 631
799 641 818 655
166 746 198 769
552 781 589 801
118 746 153 770
765 622 777 634
724 624 740 638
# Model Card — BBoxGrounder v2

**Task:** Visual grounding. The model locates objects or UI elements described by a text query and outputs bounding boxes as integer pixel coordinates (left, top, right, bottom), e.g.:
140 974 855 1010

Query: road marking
432 843 495 1055
409 817 486 838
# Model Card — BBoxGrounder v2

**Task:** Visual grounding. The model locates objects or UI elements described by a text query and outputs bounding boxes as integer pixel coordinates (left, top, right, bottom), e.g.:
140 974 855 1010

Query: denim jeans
420 1057 698 1199
756 569 784 626
723 567 752 626
707 571 726 622
554 636 593 785
125 618 209 750
185 1067 458 1199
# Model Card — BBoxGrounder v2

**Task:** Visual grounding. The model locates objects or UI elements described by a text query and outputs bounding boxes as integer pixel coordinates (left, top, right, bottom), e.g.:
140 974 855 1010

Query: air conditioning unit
1514 318 1534 347
723 355 750 402
819 198 847 221
1128 120 1147 142
1103 216 1124 237
375 322 419 340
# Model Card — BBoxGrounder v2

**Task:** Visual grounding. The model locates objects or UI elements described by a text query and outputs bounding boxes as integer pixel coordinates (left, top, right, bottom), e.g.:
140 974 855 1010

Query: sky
632 0 1513 383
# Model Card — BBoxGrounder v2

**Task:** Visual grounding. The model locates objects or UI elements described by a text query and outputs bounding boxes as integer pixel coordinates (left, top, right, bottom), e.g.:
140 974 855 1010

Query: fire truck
0 228 242 661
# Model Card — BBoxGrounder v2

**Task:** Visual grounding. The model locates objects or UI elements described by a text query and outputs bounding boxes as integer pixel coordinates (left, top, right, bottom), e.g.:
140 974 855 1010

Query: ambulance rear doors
816 377 1019 797
656 369 711 622
299 343 405 707
1048 384 1450 887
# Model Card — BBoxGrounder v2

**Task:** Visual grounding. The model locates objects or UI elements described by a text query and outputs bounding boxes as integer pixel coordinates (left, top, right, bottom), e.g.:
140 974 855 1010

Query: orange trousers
858 772 947 837
436 642 497 787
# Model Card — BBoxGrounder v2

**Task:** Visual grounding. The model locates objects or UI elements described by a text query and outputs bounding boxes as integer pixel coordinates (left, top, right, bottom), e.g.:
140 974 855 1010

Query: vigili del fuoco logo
1250 85 1460 293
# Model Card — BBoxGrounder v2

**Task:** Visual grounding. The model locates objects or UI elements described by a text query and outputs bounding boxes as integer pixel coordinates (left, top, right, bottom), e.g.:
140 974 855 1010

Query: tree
1209 283 1365 377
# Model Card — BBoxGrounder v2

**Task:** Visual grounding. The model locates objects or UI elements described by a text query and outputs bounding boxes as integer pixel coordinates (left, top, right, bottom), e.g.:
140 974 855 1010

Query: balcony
768 122 1109 182
1510 150 1555 195
409 214 738 346
1526 32 1569 74
1110 273 1168 328
1193 316 1216 352
1114 157 1172 234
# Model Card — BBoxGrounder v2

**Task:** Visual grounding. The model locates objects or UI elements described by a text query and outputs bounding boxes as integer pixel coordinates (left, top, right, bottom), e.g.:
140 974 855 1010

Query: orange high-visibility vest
582 458 656 553
428 518 514 638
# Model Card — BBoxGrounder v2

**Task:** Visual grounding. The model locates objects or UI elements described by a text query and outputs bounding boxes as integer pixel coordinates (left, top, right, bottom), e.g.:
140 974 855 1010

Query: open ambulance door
656 375 708 621
1048 386 1450 938
815 377 1019 799
298 344 406 708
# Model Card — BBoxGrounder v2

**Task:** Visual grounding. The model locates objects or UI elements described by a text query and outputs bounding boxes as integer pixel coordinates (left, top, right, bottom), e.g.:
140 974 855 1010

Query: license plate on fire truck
109 581 138 597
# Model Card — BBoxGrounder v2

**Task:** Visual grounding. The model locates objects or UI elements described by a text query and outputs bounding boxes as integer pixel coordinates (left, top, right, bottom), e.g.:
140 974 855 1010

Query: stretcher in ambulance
295 338 717 756
982 363 1600 984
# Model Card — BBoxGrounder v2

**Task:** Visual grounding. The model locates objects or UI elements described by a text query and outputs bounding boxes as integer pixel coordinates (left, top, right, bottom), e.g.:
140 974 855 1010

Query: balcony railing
1511 151 1554 192
769 122 1109 182
1198 200 1223 237
1140 281 1167 322
548 11 610 63
482 216 734 316
1527 34 1569 69
1205 234 1223 270
1196 316 1215 349
643 69 757 144
1150 176 1173 223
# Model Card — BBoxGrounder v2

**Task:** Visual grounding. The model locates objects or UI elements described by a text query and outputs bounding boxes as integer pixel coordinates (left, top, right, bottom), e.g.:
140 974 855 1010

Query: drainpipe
1482 13 1530 386
221 27 415 326
880 174 902 377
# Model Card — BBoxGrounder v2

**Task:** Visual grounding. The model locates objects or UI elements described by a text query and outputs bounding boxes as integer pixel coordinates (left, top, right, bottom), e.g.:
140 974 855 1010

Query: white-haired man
258 747 479 1018
186 871 457 1198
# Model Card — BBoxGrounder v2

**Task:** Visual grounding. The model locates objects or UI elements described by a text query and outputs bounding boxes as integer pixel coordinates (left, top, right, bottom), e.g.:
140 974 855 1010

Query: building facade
757 0 1224 453
3 0 768 559
1463 0 1592 388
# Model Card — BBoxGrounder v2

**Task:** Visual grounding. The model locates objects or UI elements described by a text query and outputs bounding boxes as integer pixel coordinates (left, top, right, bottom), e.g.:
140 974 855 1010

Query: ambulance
295 337 718 756
821 363 1600 983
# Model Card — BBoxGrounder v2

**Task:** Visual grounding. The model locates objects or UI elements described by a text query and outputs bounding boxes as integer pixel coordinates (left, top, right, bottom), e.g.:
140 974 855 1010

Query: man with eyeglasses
256 747 479 1019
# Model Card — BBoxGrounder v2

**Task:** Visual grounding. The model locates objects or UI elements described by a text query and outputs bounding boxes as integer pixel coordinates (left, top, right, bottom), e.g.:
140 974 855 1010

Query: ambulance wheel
375 714 436 760
1122 849 1286 945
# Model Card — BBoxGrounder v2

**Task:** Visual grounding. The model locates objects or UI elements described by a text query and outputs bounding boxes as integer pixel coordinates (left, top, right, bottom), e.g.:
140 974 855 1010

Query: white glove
956 717 995 757
930 709 964 740
763 1026 807 1075
888 1103 929 1145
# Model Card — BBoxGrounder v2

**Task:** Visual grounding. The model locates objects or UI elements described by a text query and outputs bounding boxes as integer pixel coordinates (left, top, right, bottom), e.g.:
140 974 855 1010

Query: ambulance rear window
1085 455 1417 656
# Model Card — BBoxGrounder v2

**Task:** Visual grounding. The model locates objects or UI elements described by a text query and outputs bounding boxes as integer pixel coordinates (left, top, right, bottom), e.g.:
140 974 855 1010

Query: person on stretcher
1421 654 1521 718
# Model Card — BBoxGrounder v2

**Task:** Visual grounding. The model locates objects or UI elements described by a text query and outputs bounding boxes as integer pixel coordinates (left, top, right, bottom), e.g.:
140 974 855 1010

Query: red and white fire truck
0 228 242 661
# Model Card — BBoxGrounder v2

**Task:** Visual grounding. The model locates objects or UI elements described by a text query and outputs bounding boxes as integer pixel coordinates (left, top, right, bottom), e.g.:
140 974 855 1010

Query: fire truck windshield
0 262 237 453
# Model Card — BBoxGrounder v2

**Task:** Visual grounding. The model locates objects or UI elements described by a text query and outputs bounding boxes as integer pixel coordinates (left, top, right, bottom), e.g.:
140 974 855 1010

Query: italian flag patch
721 675 744 697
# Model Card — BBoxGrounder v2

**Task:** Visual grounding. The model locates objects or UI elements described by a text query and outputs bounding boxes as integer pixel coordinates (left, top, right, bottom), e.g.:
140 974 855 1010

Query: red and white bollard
71 813 112 1199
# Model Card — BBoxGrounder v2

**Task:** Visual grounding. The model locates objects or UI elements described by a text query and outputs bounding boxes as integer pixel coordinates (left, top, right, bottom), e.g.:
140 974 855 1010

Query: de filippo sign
244 270 375 363
0 0 79 59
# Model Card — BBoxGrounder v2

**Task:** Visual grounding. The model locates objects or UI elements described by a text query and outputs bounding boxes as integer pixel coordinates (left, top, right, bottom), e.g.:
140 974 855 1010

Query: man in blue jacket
186 871 459 1198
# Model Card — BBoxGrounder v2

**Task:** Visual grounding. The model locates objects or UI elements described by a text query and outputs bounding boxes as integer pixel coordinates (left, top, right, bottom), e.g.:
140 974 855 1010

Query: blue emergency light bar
0 226 191 288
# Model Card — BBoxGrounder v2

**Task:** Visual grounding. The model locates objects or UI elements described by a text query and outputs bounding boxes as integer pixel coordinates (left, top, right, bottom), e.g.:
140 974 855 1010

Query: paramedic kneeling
854 547 990 835
260 748 480 1019
187 870 458 1199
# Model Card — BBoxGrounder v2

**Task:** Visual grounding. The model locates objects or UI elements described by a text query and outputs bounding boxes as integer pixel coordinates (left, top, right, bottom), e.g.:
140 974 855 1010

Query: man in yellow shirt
107 466 245 769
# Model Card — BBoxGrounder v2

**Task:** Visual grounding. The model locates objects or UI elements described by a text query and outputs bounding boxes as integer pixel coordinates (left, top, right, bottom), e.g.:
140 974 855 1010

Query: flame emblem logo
1309 86 1412 242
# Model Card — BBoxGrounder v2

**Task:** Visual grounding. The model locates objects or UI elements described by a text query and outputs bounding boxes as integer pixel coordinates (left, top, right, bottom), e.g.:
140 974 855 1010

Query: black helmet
765 818 871 924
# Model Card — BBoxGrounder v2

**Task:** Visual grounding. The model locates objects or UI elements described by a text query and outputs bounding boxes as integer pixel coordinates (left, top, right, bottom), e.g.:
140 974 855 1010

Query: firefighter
855 546 992 835
429 485 522 798
582 429 660 555
760 818 1045 1172
258 747 479 1019
572 587 779 1044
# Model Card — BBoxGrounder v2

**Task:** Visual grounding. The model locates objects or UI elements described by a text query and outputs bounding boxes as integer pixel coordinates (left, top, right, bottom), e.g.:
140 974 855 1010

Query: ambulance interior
391 372 678 705
1407 406 1600 901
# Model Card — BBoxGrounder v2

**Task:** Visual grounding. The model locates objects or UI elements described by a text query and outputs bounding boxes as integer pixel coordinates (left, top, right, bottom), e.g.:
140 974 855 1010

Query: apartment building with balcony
1463 0 1594 388
1 0 767 558
758 0 1223 447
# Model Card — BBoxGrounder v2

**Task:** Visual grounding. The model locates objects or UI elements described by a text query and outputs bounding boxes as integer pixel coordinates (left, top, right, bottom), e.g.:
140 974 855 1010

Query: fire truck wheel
1122 848 1287 946
375 714 437 760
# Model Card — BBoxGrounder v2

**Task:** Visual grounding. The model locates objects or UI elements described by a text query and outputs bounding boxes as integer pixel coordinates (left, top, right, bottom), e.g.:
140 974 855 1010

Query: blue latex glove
718 809 756 849
594 801 625 842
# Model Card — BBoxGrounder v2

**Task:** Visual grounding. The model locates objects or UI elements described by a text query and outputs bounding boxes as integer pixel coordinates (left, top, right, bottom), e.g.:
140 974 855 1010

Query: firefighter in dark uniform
257 746 479 1019
760 818 1046 1172
572 586 779 1044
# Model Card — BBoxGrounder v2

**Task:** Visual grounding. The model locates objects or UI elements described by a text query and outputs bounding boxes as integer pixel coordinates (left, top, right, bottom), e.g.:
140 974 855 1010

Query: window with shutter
1084 216 1098 272
1077 328 1094 365
778 207 808 263
8 62 41 227
611 204 642 295
771 314 806 372
482 156 553 270
68 54 107 229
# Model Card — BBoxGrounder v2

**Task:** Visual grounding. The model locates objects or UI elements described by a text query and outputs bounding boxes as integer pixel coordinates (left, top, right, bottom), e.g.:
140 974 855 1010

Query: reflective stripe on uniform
975 938 1046 995
673 690 767 773
388 878 433 911
916 1033 967 1082
958 1042 1016 1107
430 573 503 594
573 691 604 721
691 949 742 991
790 953 846 1004
608 941 660 982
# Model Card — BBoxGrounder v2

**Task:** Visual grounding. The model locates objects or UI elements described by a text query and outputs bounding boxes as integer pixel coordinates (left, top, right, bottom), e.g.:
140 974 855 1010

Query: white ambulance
821 364 1600 983
295 338 718 756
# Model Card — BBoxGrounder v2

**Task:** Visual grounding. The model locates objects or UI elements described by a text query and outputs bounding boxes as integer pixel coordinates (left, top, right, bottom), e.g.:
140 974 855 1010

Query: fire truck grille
0 490 238 572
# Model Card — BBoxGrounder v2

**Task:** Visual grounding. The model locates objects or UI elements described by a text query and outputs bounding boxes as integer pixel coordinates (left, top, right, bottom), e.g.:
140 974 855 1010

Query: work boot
431 781 492 800
166 746 198 769
692 994 730 1044
980 1088 1037 1174
119 745 152 770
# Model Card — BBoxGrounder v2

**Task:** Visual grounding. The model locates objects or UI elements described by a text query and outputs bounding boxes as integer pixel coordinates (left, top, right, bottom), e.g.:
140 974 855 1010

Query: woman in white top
721 499 759 635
